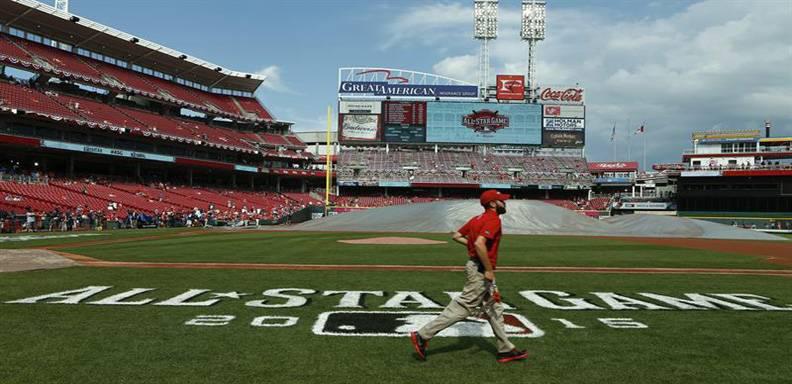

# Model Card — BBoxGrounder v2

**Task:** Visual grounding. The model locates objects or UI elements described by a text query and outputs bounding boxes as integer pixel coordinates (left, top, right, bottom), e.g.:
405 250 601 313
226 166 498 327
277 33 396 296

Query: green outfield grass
57 230 790 270
1 229 791 383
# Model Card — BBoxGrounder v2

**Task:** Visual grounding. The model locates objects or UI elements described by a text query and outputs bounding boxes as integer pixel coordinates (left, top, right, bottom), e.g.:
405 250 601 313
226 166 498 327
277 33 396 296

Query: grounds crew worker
410 190 528 363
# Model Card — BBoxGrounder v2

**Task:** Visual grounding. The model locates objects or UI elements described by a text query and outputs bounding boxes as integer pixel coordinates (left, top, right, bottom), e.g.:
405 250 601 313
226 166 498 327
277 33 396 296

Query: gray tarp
292 200 785 241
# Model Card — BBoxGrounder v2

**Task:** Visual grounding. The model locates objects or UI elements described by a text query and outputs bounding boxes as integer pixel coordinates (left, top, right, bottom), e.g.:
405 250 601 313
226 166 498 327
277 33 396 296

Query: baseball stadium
1 1 790 383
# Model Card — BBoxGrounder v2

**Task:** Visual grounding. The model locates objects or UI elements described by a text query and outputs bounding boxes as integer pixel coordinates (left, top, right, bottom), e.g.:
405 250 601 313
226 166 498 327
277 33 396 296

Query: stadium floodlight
55 0 69 13
474 0 498 99
521 0 546 103
474 0 498 39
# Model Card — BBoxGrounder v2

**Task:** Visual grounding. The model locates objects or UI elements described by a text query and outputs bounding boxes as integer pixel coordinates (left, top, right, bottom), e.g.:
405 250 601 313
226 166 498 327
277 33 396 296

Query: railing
684 146 792 155
0 173 49 184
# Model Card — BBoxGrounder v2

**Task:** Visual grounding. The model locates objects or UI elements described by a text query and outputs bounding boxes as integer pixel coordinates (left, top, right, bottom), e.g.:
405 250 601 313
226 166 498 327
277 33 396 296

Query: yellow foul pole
324 105 332 216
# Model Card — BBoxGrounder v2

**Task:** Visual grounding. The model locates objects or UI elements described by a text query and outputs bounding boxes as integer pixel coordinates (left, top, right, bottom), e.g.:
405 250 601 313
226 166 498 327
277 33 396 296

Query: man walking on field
410 190 528 363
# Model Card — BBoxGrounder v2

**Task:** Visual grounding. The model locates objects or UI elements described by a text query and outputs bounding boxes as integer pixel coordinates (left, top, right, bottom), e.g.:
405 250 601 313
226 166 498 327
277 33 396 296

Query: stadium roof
0 0 264 93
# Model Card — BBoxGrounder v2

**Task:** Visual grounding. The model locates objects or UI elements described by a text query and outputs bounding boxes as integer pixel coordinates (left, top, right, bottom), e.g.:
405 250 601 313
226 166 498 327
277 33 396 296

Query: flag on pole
634 124 645 135
610 124 616 142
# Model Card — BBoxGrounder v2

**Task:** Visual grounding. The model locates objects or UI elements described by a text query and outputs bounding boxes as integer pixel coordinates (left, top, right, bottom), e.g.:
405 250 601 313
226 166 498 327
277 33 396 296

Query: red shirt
458 209 503 269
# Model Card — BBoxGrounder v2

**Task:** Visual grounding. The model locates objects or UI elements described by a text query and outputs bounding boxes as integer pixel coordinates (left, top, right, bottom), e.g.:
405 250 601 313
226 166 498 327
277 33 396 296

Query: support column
301 179 307 193
231 173 237 188
276 176 281 193
384 187 389 198
250 175 255 190
68 155 75 178
438 188 443 198
135 162 141 180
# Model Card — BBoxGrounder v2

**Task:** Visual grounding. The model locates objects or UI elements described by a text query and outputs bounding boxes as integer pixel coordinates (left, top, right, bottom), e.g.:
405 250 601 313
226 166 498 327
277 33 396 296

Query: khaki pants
417 260 515 353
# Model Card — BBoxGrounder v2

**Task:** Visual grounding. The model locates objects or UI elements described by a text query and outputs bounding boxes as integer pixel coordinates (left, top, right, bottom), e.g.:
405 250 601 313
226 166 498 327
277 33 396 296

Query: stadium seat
0 81 83 120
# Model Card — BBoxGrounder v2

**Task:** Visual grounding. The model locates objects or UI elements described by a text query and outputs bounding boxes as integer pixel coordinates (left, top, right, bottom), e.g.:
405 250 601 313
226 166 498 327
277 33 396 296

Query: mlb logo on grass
312 311 544 338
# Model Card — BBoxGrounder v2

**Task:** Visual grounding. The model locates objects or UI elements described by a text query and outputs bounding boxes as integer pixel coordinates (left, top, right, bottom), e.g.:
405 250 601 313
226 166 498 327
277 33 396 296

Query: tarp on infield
292 200 785 241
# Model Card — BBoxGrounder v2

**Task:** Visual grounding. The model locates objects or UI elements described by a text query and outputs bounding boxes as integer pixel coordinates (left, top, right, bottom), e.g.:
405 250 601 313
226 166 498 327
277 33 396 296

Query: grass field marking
37 228 209 250
42 255 792 277
311 311 545 338
0 233 108 243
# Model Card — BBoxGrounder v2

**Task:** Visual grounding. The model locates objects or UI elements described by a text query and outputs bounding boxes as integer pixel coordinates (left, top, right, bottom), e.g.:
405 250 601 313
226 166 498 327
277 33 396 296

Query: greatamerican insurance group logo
4 286 791 336
462 110 510 133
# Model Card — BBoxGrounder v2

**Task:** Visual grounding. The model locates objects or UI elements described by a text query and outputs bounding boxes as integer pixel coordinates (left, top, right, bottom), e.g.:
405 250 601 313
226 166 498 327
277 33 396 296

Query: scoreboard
382 102 426 143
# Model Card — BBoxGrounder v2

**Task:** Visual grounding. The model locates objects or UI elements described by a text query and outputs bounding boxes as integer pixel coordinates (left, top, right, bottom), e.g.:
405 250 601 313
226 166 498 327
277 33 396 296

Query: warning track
50 251 792 277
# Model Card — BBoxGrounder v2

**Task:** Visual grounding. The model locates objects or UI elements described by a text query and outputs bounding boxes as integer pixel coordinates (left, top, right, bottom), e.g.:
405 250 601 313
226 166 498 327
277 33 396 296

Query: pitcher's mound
0 249 77 273
338 237 447 245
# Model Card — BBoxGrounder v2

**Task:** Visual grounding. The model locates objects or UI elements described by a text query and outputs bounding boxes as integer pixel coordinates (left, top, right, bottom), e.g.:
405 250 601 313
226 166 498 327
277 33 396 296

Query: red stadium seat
6 35 104 83
0 81 82 120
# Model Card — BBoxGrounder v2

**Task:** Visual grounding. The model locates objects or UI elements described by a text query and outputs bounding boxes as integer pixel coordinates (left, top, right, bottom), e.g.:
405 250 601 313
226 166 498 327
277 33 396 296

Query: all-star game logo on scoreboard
462 109 510 133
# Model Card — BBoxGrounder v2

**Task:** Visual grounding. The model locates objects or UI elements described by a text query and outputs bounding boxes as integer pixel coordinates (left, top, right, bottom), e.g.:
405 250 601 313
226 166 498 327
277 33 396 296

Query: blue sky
59 0 791 166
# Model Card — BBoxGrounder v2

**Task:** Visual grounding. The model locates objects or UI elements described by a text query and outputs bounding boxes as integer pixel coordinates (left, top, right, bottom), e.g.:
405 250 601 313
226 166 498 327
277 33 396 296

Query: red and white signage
539 87 584 104
496 75 525 101
542 104 585 118
462 109 510 133
588 161 639 171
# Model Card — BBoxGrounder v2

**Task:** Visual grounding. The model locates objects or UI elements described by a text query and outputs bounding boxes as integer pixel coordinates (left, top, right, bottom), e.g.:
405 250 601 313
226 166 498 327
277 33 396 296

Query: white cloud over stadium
383 0 792 166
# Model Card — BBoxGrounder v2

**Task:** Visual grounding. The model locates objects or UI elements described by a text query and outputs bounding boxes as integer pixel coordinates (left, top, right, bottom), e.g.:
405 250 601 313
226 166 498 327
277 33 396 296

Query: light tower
521 0 546 103
474 0 498 99
55 0 69 13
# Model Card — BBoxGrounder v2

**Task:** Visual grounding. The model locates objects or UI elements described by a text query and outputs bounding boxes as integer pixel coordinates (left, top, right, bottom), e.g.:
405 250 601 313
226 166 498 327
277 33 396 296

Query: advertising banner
538 87 585 104
588 162 639 171
339 114 381 141
496 75 525 101
542 104 585 119
426 102 541 145
40 140 175 163
542 130 585 148
339 82 478 99
339 101 381 114
617 202 671 210
543 118 585 130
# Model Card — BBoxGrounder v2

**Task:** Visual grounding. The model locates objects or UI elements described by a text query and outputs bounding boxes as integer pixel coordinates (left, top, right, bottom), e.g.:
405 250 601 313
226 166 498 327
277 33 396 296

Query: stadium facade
676 128 792 222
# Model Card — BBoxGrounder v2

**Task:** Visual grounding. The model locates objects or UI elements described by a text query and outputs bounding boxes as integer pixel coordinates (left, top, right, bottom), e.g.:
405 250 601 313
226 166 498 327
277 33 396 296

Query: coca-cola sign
539 87 584 104
462 109 510 133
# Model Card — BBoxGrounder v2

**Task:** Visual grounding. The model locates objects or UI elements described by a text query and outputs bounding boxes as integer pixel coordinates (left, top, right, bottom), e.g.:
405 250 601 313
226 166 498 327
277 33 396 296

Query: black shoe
410 331 428 360
496 348 528 363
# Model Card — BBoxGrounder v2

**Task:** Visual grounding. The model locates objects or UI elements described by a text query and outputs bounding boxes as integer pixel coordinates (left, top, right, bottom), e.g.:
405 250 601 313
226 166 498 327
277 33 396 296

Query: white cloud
382 0 792 167
432 54 478 83
255 65 296 94
381 3 471 49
